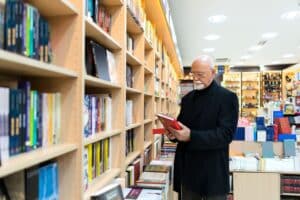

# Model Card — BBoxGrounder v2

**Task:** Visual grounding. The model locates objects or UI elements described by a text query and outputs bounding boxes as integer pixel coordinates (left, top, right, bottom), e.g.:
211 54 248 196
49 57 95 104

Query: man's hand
167 122 191 142
166 130 176 140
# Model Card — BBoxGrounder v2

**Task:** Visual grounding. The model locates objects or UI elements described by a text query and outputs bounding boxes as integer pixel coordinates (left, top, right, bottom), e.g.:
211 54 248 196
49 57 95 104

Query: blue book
262 142 274 158
18 81 31 151
39 162 58 200
283 139 296 157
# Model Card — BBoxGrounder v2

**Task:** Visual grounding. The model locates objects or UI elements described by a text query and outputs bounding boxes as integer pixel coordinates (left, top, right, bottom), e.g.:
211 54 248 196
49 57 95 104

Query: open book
156 113 182 130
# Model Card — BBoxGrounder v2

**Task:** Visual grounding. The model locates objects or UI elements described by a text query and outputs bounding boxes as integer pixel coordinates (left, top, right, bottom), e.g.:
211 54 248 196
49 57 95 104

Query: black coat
174 81 239 196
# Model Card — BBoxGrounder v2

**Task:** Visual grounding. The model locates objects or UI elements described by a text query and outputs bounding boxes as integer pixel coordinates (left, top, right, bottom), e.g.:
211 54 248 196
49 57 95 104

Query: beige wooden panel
233 172 280 200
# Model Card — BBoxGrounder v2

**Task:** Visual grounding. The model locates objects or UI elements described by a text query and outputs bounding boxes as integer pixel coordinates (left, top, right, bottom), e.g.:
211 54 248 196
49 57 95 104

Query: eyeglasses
190 71 210 79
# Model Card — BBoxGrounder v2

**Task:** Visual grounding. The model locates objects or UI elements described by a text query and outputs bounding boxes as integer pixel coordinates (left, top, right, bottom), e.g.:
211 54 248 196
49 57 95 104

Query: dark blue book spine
18 81 31 152
22 3 27 55
16 1 23 54
9 89 16 156
10 1 17 52
20 89 26 153
0 0 5 49
5 0 11 50
37 93 43 148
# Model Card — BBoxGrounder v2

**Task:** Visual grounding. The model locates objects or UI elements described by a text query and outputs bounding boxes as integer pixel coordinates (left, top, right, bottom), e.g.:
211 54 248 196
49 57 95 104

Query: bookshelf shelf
126 123 143 131
84 75 122 89
125 151 141 167
126 51 143 66
101 0 123 6
281 193 300 196
84 129 122 146
144 92 153 97
28 0 78 17
0 50 78 78
85 18 122 51
144 141 152 150
155 51 161 61
84 168 122 200
144 119 152 124
144 37 153 50
0 144 77 178
126 87 143 95
144 65 153 75
126 7 143 34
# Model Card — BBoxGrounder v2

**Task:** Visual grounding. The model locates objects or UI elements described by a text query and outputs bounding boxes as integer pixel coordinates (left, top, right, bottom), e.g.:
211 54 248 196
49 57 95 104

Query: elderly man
166 55 239 200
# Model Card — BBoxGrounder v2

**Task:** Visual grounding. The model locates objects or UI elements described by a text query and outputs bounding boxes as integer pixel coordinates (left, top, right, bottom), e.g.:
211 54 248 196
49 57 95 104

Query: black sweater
174 81 239 195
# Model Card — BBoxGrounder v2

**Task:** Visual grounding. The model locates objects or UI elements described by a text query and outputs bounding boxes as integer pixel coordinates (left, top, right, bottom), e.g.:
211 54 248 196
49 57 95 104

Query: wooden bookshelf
0 50 78 78
28 0 78 16
126 51 143 66
144 141 152 150
84 168 122 200
84 130 122 146
126 87 143 95
126 123 143 131
85 18 122 51
0 144 77 178
84 75 122 89
125 151 141 167
0 0 181 198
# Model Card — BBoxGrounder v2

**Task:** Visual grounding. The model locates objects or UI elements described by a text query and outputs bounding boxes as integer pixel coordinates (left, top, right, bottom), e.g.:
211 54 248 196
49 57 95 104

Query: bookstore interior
0 0 300 199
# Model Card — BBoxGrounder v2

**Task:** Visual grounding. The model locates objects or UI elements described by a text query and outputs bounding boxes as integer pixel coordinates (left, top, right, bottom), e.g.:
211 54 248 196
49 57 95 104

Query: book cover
83 146 89 191
87 144 93 182
0 0 5 49
84 95 90 138
38 162 58 200
91 183 124 200
156 113 182 130
91 40 111 81
25 166 39 200
107 50 117 83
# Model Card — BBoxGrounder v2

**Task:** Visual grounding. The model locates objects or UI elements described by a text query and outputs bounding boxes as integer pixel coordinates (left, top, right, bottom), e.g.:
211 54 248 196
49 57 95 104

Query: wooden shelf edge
126 51 143 66
144 36 154 50
85 18 122 51
84 168 122 200
125 123 142 131
126 87 143 94
281 193 300 196
144 119 152 124
126 7 144 34
84 75 122 89
84 129 122 146
0 49 78 78
125 151 141 167
0 144 78 178
144 141 152 150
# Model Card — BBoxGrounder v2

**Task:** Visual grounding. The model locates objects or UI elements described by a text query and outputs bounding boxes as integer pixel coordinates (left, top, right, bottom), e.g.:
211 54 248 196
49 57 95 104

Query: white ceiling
168 0 300 67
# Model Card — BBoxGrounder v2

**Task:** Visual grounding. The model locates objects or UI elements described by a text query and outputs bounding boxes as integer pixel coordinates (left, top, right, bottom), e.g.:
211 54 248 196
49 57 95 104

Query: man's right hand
166 130 176 140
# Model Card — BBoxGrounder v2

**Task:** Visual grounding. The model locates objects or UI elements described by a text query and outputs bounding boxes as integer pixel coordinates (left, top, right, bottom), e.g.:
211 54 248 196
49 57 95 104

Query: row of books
0 84 61 165
126 33 135 54
281 175 300 193
85 0 112 33
83 94 112 139
126 158 141 187
83 138 111 190
85 38 118 83
126 129 135 156
0 161 58 200
126 65 134 88
126 99 134 126
0 0 52 62
127 0 144 30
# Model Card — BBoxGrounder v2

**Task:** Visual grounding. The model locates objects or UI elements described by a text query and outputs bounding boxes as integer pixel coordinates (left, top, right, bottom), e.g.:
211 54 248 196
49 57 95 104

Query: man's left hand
167 122 191 142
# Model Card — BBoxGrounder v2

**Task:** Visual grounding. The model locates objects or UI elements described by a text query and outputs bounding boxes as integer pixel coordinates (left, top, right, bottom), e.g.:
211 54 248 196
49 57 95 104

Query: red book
156 113 182 130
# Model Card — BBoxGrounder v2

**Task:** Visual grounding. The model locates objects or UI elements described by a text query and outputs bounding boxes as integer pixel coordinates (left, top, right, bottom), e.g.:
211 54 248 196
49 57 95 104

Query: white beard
194 82 205 90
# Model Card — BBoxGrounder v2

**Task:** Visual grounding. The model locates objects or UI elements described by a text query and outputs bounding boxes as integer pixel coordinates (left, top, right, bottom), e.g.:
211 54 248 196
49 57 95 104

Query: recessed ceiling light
262 32 278 39
208 15 227 23
272 61 280 64
282 53 295 58
202 48 215 53
248 45 263 51
204 34 220 41
281 11 300 20
240 55 252 60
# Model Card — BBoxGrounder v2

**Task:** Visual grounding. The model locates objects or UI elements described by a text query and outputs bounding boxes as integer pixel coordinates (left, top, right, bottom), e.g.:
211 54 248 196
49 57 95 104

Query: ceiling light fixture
204 34 220 41
281 11 300 20
282 53 295 58
202 48 215 53
262 32 278 39
208 15 227 24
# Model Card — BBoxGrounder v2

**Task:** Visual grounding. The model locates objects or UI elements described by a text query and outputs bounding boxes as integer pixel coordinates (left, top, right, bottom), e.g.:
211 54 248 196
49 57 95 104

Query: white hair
194 55 215 69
